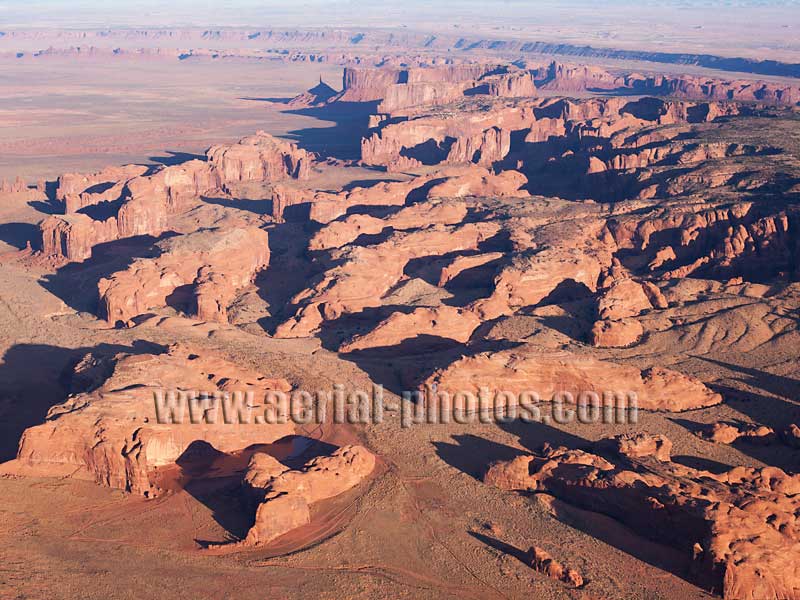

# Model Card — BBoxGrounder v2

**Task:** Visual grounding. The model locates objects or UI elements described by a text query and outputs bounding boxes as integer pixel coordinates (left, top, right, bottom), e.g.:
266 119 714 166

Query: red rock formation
287 78 339 108
538 61 800 107
607 203 799 282
590 318 644 348
244 445 376 545
589 278 653 347
438 252 504 286
98 227 269 325
40 213 119 262
56 164 149 211
361 94 737 170
698 422 776 445
485 438 800 600
37 132 316 262
308 198 467 251
423 346 721 412
275 221 500 338
594 432 673 461
207 131 315 182
526 546 584 588
0 176 27 194
13 344 294 496
474 222 613 321
340 305 482 352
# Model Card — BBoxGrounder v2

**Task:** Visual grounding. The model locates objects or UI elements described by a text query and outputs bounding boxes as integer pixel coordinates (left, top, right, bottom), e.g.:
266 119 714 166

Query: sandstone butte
97 226 270 325
241 445 376 545
39 131 312 262
484 433 800 600
9 344 294 497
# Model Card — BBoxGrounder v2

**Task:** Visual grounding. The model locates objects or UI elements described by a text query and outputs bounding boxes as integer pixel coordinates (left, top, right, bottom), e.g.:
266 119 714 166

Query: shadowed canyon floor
1 23 800 600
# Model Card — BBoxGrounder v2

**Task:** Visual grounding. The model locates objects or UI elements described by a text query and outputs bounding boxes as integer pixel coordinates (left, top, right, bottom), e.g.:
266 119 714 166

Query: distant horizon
1 0 799 30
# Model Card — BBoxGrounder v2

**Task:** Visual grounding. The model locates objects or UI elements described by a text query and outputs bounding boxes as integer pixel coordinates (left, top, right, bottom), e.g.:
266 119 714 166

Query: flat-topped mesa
13 344 294 496
206 131 315 183
243 445 376 546
423 345 721 412
339 64 499 103
339 64 540 113
485 437 800 600
360 95 738 170
98 226 269 326
537 61 800 107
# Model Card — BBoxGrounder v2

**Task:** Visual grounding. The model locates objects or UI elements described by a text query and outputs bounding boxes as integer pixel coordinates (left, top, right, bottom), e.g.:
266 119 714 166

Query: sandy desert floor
0 59 346 181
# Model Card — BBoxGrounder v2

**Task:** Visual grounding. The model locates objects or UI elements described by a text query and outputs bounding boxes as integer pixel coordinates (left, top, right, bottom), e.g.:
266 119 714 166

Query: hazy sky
1 0 799 29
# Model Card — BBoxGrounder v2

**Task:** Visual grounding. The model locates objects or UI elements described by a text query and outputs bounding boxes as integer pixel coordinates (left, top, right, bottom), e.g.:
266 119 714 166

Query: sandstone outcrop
589 278 653 347
423 346 721 412
56 164 149 213
275 221 500 338
14 344 294 496
39 132 314 262
485 438 800 600
361 94 739 171
0 176 26 194
526 546 584 588
697 421 777 445
243 445 376 545
308 198 467 251
340 305 482 352
207 131 314 183
98 227 269 325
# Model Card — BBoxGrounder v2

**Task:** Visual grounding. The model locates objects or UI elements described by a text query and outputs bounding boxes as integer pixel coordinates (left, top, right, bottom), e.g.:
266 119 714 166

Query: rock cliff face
339 64 498 103
98 227 269 325
536 61 800 107
14 345 294 496
335 60 798 116
38 132 315 262
243 445 376 545
207 131 314 182
485 436 800 600
360 95 739 171
423 346 721 412
275 221 500 338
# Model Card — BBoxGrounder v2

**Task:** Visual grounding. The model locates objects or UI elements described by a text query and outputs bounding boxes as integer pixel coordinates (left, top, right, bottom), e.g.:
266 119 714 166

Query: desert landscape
1 2 799 599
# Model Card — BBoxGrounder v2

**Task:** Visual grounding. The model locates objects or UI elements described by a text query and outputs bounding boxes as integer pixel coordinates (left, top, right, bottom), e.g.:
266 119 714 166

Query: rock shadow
433 434 526 480
282 101 380 160
0 340 165 462
39 233 172 315
255 222 321 333
0 222 39 250
148 151 206 167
